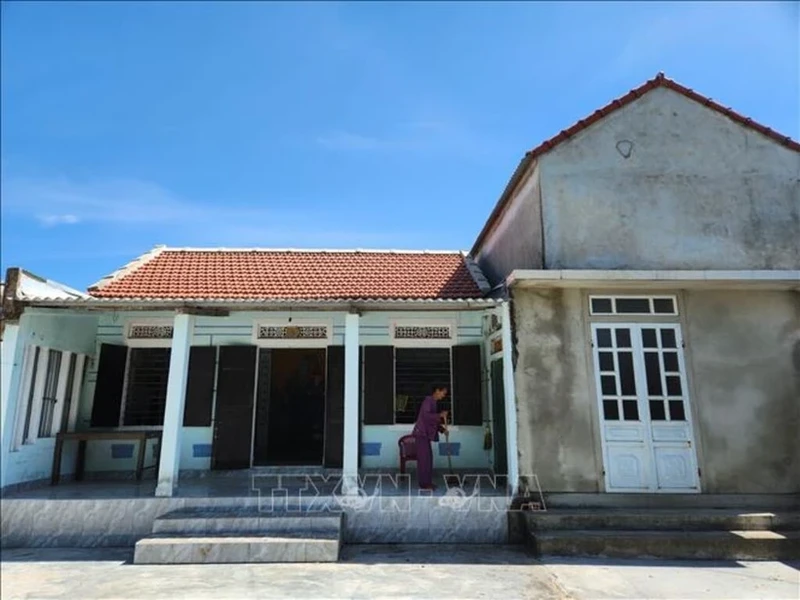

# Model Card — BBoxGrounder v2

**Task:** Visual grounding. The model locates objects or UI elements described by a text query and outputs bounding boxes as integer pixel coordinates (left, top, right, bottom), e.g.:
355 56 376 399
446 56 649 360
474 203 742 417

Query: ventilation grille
393 325 452 340
128 324 174 339
257 325 329 340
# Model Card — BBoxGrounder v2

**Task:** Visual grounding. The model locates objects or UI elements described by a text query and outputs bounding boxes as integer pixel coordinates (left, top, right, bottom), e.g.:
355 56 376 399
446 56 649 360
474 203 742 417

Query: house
1 73 798 559
472 73 800 501
0 249 517 499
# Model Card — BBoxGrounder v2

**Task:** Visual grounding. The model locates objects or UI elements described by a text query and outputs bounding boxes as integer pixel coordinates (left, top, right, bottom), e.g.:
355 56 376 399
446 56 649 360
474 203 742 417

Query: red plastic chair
398 434 417 474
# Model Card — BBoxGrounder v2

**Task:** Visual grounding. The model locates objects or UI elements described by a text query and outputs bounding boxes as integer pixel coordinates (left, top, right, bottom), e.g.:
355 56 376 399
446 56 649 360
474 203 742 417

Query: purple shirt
412 395 442 442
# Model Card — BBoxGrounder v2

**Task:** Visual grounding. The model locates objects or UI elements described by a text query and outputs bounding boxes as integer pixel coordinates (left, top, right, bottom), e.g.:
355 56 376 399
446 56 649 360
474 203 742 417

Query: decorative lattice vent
128 324 174 339
257 325 329 340
393 325 452 340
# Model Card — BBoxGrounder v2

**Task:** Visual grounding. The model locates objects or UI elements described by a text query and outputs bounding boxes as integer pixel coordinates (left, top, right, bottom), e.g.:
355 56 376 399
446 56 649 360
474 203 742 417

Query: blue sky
2 1 798 289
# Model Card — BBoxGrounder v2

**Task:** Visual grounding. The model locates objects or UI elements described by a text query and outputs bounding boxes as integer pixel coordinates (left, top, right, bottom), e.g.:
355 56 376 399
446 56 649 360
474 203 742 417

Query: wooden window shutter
211 345 257 470
182 346 216 427
363 346 394 425
452 344 483 426
323 346 345 468
90 343 128 427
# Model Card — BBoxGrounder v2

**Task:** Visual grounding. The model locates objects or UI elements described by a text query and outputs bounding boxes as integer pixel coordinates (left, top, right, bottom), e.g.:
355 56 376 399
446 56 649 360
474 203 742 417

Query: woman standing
412 385 449 490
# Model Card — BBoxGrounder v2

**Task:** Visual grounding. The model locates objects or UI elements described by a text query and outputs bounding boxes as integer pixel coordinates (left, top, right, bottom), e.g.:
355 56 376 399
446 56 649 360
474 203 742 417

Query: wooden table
51 430 162 485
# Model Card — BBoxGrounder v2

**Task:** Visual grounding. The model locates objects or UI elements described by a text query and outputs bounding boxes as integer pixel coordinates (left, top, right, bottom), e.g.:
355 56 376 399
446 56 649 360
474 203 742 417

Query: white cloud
315 120 493 158
37 214 80 227
0 175 426 249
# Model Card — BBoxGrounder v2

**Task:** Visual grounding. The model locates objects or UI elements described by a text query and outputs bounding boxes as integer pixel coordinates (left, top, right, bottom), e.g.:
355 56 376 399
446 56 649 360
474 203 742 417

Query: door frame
251 346 329 467
591 322 700 494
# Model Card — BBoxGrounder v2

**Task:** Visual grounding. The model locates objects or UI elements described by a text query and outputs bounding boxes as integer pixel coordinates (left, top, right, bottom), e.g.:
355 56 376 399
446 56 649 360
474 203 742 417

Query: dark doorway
491 358 508 476
253 348 326 465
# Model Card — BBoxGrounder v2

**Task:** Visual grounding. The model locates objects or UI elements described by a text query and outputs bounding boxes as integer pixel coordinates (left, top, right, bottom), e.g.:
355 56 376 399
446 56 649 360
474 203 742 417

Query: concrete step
525 509 800 532
542 493 800 510
151 507 342 536
531 529 800 561
133 531 340 564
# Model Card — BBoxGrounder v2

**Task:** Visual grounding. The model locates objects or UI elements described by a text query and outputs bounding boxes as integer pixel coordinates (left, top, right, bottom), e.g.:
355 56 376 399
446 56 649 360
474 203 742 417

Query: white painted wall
75 309 493 473
1 309 99 488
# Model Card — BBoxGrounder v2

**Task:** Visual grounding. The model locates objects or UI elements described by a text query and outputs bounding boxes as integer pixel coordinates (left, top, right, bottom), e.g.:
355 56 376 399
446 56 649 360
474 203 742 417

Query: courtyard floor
1 545 798 600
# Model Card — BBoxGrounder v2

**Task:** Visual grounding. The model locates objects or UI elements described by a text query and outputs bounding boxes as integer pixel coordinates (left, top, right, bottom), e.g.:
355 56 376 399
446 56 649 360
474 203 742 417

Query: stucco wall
512 288 601 492
475 163 544 287
683 290 800 494
511 286 800 496
538 87 800 270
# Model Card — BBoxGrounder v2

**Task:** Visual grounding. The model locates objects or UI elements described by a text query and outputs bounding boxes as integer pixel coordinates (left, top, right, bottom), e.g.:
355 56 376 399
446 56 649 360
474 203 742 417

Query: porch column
155 313 194 497
342 312 360 494
501 301 519 495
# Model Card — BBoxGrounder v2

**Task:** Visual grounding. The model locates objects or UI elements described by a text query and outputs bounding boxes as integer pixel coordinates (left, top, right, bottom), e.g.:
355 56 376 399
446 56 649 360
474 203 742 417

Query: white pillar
342 312 360 494
501 301 519 496
155 313 194 497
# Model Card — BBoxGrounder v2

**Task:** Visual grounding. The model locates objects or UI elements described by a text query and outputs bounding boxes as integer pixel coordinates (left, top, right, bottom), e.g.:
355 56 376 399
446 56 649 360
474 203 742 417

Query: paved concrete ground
1 545 798 600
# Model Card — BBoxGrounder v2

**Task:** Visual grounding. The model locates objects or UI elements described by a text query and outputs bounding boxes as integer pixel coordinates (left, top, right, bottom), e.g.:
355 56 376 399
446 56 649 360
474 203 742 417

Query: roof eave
470 153 536 256
19 297 501 312
506 269 800 291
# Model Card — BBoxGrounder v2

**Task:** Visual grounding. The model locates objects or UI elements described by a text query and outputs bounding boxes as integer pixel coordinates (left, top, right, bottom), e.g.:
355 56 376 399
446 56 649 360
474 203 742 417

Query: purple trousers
415 435 433 487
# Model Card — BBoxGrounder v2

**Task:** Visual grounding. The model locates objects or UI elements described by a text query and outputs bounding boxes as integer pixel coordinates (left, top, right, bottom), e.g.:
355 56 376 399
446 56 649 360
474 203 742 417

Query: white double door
591 323 699 493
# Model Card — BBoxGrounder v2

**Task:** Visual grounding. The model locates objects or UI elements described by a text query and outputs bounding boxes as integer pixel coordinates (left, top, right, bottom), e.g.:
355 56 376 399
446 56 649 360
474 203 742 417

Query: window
122 348 171 426
394 348 451 424
21 346 42 442
38 350 63 437
590 296 677 316
59 354 79 433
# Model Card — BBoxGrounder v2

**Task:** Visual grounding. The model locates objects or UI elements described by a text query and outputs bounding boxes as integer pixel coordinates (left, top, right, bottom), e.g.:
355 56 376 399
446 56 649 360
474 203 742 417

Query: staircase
523 509 800 560
134 507 343 564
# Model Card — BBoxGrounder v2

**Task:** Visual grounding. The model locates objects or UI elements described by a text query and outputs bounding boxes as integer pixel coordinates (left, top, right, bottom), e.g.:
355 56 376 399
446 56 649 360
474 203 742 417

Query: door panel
592 323 698 493
490 359 507 476
323 346 344 468
654 446 696 489
606 445 650 490
212 346 257 470
252 348 272 466
592 325 649 492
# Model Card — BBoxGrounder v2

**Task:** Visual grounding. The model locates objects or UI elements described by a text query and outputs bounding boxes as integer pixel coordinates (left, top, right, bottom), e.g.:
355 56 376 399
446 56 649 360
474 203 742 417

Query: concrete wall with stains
512 286 800 495
512 288 602 492
683 290 800 493
538 87 800 270
474 163 544 287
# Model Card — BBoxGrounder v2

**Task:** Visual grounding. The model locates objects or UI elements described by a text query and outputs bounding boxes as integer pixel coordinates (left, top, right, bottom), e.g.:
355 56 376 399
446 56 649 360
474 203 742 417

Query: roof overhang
19 297 501 313
507 270 800 291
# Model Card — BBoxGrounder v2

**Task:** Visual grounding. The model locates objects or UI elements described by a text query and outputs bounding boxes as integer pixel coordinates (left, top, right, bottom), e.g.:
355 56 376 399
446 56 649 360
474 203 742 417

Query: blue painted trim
361 442 382 456
111 444 134 459
193 443 212 458
437 442 461 457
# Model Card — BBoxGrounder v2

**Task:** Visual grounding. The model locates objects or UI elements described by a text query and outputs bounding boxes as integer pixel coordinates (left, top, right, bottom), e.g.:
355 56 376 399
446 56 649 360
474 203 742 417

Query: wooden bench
51 430 162 485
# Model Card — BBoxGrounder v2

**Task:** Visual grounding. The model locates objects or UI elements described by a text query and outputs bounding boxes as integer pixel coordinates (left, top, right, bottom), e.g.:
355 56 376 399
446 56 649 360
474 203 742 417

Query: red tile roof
88 248 485 300
472 72 800 254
